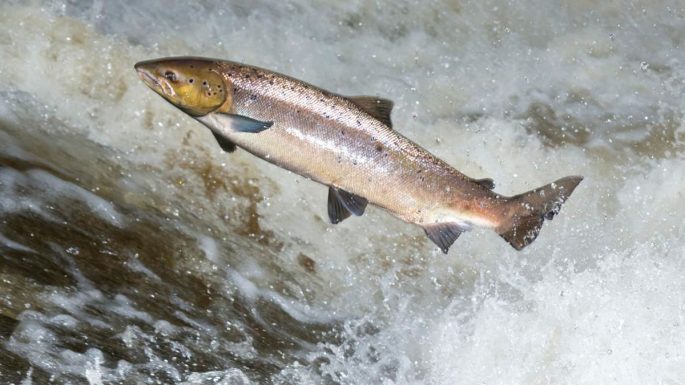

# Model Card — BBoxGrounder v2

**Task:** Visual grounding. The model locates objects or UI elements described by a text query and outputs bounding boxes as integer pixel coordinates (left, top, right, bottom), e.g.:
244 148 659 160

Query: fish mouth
134 62 175 96
137 69 160 88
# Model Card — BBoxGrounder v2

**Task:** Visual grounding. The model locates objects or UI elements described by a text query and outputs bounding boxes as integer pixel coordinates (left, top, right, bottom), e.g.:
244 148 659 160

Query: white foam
0 232 35 253
423 240 685 384
198 235 221 264
227 269 338 324
20 367 33 385
125 255 162 282
84 351 105 385
0 167 124 227
181 369 253 385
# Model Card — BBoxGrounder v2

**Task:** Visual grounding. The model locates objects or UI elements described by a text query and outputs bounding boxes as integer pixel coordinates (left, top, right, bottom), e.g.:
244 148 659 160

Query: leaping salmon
134 57 582 253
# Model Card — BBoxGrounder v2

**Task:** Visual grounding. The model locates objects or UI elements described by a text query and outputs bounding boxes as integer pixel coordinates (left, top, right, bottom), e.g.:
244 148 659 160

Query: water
1 1 684 384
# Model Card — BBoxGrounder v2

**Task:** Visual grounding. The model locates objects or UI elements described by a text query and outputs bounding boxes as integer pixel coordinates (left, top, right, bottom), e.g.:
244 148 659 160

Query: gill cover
135 57 229 116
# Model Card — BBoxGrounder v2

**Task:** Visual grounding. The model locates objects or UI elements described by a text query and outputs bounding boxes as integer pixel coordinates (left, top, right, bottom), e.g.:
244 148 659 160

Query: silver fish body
136 57 583 252
198 62 499 228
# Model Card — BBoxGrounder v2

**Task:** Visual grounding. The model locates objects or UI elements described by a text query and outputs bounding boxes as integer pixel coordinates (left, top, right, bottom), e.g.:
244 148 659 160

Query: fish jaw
135 62 174 98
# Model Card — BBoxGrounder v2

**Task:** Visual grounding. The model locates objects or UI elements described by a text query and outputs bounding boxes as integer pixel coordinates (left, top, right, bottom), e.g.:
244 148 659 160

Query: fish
134 56 583 253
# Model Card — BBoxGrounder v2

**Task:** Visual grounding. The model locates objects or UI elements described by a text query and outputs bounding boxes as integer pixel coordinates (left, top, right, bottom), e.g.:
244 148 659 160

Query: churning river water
1 1 684 384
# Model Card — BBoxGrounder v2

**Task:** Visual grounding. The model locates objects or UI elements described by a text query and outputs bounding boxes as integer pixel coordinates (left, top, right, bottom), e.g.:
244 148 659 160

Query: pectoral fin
423 223 464 254
216 112 273 133
347 96 394 128
210 131 237 152
327 187 368 224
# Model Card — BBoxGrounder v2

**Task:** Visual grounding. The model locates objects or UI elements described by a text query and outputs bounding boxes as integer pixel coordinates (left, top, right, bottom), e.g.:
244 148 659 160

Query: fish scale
217 62 490 219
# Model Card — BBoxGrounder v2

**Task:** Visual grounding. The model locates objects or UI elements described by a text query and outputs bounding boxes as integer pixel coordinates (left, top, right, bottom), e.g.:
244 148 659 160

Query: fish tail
497 176 583 250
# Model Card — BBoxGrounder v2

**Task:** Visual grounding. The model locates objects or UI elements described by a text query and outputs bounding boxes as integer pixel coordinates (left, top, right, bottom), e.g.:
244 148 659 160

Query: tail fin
498 176 583 250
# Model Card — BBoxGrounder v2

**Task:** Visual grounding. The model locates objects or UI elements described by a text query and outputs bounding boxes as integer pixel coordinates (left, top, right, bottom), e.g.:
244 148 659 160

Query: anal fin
423 223 464 254
327 187 368 224
499 215 544 250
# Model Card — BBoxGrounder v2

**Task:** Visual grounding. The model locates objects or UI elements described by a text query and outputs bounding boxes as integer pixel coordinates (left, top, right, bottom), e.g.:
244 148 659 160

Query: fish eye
164 71 177 82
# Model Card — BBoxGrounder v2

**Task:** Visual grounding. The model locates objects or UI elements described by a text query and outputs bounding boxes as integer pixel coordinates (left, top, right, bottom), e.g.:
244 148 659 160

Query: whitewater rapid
0 1 683 384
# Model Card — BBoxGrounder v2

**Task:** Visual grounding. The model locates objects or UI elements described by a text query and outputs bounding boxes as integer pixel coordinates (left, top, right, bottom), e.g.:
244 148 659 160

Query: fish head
135 57 229 116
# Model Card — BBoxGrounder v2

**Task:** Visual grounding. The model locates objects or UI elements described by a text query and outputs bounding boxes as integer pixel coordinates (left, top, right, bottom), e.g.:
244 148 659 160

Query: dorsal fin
347 96 394 128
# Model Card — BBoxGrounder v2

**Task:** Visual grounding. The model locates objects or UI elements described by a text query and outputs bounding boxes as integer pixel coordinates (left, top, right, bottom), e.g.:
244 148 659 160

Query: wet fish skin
135 57 583 252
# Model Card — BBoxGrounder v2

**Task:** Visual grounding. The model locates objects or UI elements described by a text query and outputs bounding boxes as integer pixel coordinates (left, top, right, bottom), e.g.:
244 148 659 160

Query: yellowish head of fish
135 57 230 116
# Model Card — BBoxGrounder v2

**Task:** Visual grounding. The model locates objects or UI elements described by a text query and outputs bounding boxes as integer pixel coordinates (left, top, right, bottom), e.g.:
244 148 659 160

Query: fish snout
134 61 162 91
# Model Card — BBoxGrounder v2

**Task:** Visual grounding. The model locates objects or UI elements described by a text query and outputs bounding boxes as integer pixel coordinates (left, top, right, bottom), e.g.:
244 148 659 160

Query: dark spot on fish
375 143 383 152
257 74 263 79
340 130 345 136
245 74 251 79
203 80 208 86
249 94 258 101
234 87 238 92
188 78 194 83
356 120 361 126
417 169 423 173
190 65 194 68
269 80 274 85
